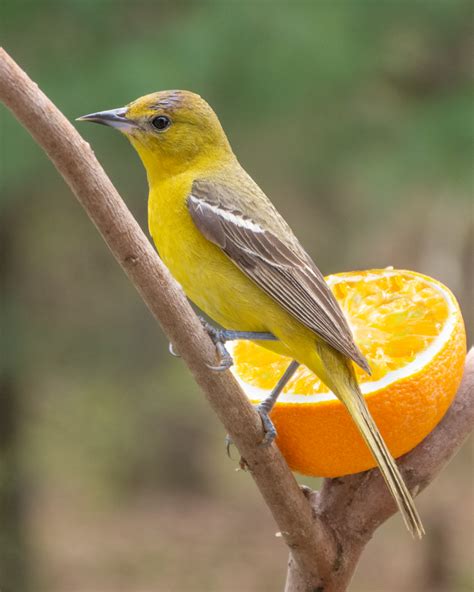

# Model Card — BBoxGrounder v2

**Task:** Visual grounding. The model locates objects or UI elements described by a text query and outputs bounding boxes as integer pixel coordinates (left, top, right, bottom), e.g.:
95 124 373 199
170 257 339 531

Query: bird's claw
168 342 180 358
225 433 234 458
200 319 234 372
206 341 234 372
199 317 222 340
225 406 276 459
224 435 249 470
256 404 277 447
168 318 234 370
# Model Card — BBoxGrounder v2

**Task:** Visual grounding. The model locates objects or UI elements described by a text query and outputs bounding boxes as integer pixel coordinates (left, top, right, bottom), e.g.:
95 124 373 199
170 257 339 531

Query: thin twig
1 48 472 592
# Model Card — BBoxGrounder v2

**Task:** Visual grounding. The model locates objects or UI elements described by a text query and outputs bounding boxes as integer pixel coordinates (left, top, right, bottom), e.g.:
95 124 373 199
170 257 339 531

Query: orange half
230 269 466 477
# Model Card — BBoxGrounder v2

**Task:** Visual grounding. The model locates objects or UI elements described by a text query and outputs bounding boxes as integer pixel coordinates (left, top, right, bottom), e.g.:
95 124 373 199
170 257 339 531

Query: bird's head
77 90 233 178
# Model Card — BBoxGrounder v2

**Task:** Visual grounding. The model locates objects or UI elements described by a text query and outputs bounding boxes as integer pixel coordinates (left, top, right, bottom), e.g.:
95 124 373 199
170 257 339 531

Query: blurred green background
1 1 473 591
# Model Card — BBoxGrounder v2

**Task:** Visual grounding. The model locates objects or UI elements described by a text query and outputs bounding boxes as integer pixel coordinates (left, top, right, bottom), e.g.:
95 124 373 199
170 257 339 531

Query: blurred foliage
0 1 473 591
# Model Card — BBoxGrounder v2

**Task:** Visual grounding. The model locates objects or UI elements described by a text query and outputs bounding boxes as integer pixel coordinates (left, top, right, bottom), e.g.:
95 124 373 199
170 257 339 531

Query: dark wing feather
188 181 370 373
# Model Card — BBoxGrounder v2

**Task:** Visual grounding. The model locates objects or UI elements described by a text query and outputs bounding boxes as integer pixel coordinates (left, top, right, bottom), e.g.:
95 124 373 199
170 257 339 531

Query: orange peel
230 269 466 477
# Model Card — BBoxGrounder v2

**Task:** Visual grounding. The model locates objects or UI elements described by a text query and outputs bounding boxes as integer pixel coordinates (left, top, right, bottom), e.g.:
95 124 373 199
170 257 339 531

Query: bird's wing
187 179 370 373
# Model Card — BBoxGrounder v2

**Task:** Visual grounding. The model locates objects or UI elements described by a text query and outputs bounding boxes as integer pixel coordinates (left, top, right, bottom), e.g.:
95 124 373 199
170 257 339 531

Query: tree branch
0 47 329 587
285 347 474 591
1 48 472 592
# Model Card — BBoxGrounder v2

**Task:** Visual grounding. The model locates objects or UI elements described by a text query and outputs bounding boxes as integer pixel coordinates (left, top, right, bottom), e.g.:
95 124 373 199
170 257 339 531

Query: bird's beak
76 107 136 132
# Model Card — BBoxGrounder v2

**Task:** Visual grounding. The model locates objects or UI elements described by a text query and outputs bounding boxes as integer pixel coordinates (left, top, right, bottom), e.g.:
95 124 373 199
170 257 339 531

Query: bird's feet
256 403 277 446
225 403 277 455
167 318 234 370
199 319 235 372
168 318 277 373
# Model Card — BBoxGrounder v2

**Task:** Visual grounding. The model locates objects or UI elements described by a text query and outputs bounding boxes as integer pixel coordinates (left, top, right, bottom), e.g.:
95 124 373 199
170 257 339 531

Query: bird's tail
317 345 425 539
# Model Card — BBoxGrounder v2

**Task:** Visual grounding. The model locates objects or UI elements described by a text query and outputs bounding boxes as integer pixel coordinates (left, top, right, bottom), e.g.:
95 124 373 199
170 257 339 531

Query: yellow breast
148 174 267 330
147 173 320 369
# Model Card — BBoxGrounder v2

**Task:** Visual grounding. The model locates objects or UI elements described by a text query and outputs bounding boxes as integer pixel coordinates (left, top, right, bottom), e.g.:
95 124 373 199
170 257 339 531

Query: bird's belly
149 187 314 364
151 205 268 331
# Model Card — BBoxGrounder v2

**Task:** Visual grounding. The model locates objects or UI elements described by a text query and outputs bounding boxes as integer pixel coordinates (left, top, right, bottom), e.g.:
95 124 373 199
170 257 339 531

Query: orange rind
230 269 466 477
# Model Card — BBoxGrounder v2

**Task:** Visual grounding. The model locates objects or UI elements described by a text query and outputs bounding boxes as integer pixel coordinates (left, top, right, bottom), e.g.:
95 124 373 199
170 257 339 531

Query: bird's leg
257 360 300 446
206 329 278 372
207 328 278 343
226 359 300 453
202 321 277 369
168 319 277 369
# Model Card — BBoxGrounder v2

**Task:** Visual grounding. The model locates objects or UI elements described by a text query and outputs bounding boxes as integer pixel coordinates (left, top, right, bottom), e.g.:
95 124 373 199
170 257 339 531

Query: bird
78 90 424 538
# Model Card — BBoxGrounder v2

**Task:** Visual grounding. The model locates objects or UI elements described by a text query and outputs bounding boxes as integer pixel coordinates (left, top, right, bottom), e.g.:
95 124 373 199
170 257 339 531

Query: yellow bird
78 91 424 538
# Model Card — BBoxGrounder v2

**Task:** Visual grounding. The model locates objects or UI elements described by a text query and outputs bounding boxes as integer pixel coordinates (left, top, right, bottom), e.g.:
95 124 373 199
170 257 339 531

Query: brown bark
285 347 474 591
1 48 472 592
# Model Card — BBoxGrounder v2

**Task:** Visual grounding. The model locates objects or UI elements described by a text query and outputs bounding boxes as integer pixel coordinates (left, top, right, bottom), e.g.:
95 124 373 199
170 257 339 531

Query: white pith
229 270 457 404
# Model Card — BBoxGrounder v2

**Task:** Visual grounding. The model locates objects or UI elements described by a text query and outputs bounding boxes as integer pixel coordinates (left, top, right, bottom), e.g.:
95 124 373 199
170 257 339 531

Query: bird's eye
151 115 171 131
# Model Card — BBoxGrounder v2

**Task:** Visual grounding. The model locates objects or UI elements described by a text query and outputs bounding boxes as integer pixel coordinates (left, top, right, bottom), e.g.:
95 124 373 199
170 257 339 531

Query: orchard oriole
78 91 424 538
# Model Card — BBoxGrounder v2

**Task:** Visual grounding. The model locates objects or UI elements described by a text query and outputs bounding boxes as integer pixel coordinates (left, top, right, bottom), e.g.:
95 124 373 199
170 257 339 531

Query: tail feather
317 344 425 538
343 386 425 539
